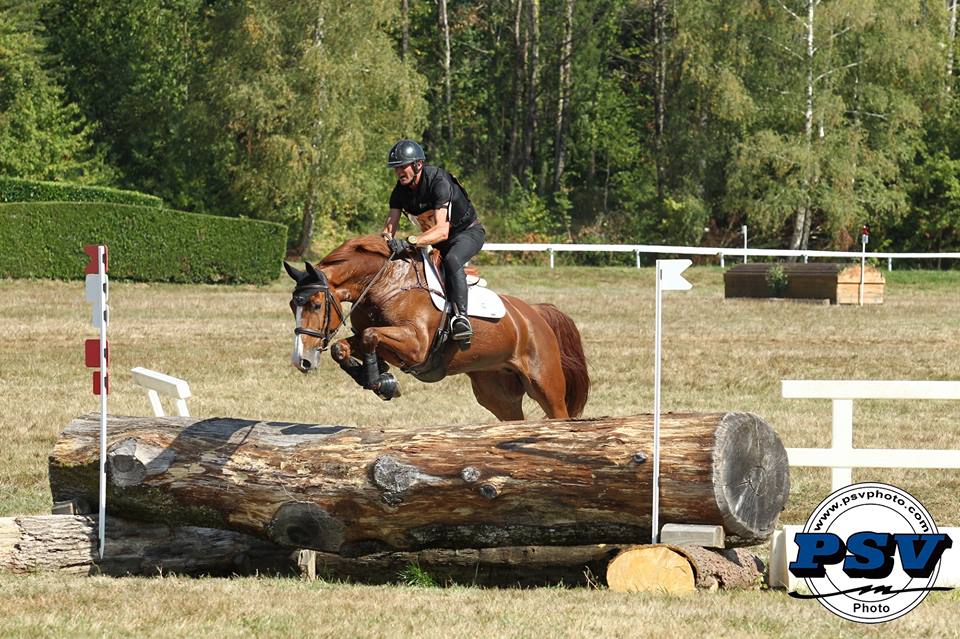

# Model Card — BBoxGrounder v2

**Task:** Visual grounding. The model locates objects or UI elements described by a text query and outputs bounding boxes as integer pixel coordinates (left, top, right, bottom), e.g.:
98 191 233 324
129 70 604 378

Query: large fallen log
1 515 764 590
49 412 789 553
0 515 297 576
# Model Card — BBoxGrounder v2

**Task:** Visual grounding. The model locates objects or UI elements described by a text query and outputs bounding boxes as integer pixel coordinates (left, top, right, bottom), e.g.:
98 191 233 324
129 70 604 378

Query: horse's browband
292 284 328 306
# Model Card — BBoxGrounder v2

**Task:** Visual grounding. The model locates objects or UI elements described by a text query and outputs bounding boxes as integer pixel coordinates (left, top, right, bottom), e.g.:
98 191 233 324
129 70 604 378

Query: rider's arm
410 204 450 247
381 208 402 239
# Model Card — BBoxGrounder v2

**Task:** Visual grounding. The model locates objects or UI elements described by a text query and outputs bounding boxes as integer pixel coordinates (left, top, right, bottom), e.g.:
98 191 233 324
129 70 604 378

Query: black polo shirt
389 165 477 232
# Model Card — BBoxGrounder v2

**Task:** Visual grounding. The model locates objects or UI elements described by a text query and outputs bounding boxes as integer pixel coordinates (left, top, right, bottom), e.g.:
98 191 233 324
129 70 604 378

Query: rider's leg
440 225 485 341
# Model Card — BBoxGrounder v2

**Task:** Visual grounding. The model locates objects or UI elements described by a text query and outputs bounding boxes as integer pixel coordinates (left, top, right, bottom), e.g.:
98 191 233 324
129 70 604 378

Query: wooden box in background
723 263 884 304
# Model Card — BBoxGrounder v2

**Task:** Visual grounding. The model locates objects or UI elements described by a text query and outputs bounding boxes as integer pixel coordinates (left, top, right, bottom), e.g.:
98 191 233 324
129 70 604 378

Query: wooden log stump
0 515 297 576
49 412 789 553
606 544 764 594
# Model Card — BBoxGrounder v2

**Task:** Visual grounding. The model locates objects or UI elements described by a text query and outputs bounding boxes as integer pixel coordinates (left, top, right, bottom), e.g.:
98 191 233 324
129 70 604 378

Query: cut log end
606 545 696 594
713 412 790 543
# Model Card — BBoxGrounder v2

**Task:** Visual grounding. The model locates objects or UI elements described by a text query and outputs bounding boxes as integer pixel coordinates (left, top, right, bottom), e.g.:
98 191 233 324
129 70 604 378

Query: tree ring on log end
712 412 790 542
268 502 345 552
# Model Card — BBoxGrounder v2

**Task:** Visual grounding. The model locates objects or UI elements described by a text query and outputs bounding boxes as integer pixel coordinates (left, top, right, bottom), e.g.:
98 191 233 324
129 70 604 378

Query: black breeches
438 224 485 313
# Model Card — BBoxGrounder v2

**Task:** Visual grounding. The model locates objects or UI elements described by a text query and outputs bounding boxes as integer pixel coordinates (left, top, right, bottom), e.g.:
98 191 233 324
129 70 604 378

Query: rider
381 139 485 343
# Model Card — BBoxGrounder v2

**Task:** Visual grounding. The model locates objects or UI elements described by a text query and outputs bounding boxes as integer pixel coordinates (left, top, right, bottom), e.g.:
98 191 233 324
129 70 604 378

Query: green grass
2 265 959 636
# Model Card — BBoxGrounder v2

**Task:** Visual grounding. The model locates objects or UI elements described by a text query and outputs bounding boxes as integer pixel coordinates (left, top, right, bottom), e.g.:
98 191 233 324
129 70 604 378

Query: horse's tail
534 304 589 417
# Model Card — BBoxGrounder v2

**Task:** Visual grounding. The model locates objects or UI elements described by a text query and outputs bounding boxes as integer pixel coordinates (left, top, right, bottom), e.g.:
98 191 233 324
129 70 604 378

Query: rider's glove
387 237 411 258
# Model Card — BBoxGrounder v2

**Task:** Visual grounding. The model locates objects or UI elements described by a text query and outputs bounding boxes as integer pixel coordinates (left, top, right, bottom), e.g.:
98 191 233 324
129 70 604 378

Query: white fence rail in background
482 242 960 270
770 379 960 590
781 379 960 491
130 367 192 417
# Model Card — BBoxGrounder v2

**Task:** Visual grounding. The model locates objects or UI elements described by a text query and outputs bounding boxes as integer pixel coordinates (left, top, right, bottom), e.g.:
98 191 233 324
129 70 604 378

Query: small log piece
606 544 764 594
49 412 790 553
0 515 297 576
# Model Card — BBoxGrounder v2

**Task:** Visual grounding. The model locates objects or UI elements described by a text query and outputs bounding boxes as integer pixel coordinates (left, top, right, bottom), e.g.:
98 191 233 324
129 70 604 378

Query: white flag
658 259 692 291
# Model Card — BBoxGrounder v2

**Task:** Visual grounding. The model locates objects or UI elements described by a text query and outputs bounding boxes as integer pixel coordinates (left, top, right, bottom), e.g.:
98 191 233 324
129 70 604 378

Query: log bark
307 544 618 587
49 412 789 553
0 515 297 576
606 544 764 594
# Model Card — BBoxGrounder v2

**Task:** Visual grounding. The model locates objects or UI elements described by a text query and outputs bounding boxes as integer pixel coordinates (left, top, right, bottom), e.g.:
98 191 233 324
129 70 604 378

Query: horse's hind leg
521 366 569 419
468 371 525 421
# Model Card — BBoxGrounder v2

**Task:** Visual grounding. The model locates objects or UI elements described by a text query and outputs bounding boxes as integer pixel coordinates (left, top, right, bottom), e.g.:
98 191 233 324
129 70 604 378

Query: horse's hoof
374 374 402 401
331 342 348 362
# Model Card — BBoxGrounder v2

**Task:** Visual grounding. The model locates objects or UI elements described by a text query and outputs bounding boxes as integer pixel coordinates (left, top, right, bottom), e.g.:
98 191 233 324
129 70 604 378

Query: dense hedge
0 177 164 207
0 203 286 284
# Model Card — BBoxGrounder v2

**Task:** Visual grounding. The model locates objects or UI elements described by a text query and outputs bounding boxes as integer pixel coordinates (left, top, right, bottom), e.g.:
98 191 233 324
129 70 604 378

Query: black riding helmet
386 139 426 167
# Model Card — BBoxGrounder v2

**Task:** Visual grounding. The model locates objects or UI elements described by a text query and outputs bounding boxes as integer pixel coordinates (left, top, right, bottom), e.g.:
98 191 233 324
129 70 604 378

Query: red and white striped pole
83 245 109 558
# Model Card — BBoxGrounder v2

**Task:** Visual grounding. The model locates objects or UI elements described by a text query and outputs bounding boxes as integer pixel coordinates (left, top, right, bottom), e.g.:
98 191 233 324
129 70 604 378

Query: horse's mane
321 235 390 266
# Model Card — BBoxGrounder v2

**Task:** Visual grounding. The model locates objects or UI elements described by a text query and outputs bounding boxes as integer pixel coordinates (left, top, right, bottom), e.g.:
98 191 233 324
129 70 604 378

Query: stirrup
450 315 473 341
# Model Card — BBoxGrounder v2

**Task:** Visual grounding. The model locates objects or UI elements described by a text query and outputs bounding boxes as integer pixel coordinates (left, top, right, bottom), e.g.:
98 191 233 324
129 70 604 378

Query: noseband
292 271 346 351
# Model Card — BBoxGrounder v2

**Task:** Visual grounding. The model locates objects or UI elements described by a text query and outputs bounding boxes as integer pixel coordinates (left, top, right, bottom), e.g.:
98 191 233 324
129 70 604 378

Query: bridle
290 257 395 352
291 270 347 351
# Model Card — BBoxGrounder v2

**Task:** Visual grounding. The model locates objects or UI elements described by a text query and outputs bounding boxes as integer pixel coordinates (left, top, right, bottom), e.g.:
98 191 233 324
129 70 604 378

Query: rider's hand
387 237 411 258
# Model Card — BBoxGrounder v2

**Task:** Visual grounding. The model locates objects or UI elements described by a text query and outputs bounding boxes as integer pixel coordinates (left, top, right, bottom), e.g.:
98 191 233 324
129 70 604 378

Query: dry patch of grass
1 574 959 638
2 266 960 635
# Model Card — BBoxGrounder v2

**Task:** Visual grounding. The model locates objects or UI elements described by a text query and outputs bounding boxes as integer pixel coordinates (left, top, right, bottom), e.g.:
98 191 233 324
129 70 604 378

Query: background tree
0 0 112 181
42 0 207 206
0 0 955 259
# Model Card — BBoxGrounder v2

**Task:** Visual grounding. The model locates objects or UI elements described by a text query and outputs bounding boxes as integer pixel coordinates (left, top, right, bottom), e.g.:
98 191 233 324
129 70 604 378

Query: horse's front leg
330 336 383 389
360 325 429 401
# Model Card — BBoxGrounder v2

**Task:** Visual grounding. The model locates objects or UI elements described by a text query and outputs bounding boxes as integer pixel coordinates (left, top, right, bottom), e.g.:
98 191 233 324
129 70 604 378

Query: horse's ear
305 261 321 281
283 261 306 283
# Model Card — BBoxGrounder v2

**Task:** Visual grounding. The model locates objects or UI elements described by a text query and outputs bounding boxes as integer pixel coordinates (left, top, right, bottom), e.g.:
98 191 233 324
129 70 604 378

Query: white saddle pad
420 249 506 319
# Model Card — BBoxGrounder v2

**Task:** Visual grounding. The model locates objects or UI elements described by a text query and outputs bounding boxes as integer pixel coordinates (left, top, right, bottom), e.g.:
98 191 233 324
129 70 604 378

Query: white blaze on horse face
291 306 320 371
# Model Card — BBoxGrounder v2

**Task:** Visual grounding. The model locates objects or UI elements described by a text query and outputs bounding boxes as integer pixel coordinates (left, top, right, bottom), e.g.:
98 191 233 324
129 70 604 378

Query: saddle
419 248 505 319
402 249 505 382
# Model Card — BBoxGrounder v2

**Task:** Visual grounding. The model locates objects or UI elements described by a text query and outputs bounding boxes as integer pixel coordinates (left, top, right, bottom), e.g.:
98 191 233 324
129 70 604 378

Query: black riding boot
445 265 473 343
450 305 473 342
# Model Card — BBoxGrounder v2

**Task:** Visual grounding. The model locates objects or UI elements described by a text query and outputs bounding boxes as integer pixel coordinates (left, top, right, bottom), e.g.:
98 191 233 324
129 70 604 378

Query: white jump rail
782 379 960 491
130 367 191 417
481 242 960 269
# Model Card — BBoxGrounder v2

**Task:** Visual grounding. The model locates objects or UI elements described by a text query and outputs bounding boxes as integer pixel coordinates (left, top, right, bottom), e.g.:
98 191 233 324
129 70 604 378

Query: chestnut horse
284 235 589 420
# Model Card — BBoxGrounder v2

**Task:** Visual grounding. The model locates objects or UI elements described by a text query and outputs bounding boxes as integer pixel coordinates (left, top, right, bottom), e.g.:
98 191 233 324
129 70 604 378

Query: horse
283 235 589 421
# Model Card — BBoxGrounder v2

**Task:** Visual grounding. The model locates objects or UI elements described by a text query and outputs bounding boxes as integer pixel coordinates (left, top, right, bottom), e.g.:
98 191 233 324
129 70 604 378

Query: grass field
2 264 960 637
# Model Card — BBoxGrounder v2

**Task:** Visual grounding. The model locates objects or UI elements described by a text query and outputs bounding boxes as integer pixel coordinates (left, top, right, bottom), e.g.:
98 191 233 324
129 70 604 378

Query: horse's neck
328 257 414 302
